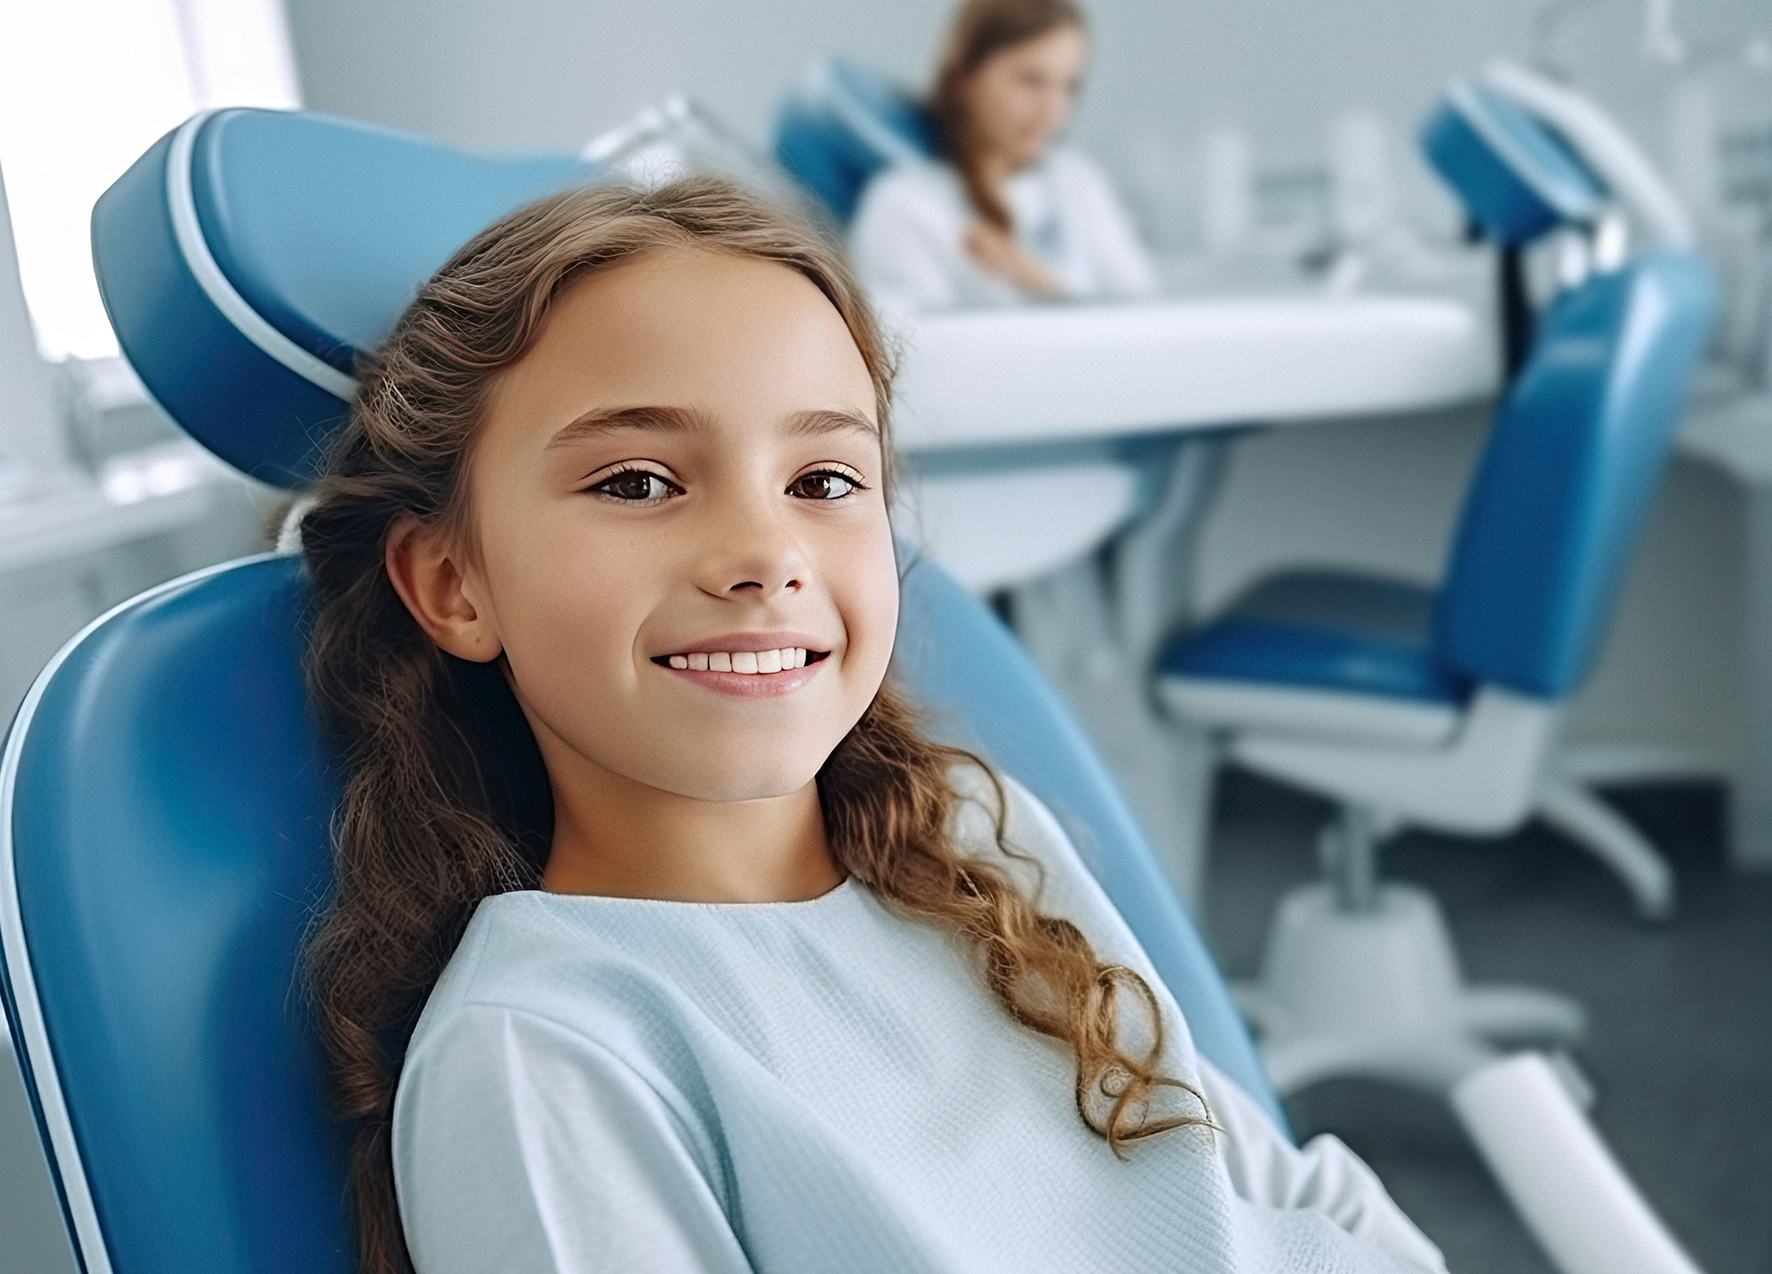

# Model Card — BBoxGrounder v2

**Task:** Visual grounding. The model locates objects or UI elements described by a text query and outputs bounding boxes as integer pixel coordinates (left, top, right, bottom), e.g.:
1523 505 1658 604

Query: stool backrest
1420 77 1605 247
1431 252 1716 697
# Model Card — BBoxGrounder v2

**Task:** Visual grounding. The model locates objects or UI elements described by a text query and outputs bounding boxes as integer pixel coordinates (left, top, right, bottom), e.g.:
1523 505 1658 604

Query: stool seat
1160 570 1472 702
1157 571 1472 747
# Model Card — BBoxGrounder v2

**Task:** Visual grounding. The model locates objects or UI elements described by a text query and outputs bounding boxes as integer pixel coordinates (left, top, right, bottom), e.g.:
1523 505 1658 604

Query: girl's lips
656 655 827 698
649 631 833 697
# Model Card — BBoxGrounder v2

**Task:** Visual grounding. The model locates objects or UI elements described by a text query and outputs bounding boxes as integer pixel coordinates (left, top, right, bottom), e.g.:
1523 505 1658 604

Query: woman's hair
928 0 1085 231
300 175 1199 1274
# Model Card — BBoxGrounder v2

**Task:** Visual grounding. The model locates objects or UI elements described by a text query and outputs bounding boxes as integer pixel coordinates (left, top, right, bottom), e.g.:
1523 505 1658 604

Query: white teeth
671 647 814 672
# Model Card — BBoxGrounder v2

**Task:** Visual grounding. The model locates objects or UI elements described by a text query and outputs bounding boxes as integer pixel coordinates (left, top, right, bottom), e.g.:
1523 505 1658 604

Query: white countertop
0 442 234 579
891 292 1496 453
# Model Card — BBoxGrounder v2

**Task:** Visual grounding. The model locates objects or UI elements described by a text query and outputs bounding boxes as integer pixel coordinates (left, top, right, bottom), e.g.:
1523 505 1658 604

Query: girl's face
413 249 897 805
961 23 1088 171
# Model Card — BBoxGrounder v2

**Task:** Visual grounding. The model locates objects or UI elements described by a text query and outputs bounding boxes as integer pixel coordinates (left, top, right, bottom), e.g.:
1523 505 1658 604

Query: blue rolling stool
1154 78 1717 1101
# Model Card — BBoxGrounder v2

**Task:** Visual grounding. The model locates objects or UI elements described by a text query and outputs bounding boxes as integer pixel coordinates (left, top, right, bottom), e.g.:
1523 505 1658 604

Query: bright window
0 0 300 361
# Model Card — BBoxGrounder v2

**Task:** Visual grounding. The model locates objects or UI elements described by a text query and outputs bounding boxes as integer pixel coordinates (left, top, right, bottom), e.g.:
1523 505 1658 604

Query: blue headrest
773 58 936 223
1420 79 1606 246
1433 251 1717 696
92 109 598 487
2 553 1282 1271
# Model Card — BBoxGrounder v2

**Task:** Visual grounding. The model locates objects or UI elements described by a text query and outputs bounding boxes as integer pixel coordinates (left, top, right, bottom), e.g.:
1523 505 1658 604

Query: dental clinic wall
285 0 1765 775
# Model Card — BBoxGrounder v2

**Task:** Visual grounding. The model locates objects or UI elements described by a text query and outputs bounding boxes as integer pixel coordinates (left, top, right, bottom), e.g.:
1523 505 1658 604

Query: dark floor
1203 770 1772 1274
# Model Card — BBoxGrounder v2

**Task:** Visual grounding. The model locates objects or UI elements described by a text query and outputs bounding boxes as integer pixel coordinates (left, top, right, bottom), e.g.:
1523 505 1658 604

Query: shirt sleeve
847 168 964 317
969 770 1446 1274
1197 1056 1449 1273
393 1002 754 1274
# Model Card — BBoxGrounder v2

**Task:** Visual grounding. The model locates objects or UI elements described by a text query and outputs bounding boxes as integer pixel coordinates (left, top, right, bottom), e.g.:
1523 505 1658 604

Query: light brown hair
299 176 1198 1274
928 0 1086 230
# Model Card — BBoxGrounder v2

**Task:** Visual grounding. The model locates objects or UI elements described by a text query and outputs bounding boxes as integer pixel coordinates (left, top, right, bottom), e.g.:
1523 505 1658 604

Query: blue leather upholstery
2 556 351 1274
1420 80 1605 246
191 111 592 370
1158 571 1470 705
773 58 935 223
1159 253 1715 708
2 551 1285 1273
1434 252 1717 696
93 110 597 485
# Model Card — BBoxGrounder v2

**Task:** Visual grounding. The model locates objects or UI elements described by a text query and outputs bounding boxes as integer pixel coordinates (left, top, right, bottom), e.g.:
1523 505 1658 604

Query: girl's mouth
651 648 831 675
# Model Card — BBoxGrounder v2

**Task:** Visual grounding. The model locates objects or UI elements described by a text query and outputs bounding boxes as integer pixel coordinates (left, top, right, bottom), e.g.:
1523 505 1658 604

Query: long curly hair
299 176 1199 1274
928 0 1086 230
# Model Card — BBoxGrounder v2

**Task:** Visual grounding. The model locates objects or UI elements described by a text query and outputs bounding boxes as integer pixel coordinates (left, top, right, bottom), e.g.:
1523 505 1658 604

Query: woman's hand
964 222 1062 297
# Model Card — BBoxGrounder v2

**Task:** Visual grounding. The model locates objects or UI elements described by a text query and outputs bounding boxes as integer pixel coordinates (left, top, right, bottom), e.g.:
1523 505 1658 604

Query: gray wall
0 169 62 470
285 0 1768 240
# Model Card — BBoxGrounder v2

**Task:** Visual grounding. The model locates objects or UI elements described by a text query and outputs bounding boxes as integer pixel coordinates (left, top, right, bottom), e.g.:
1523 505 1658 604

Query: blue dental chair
0 107 1278 1274
1154 76 1718 1108
773 57 935 225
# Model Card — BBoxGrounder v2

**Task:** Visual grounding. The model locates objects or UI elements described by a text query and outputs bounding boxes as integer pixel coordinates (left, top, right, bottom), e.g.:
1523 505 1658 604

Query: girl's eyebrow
546 405 878 448
787 409 879 438
546 405 711 449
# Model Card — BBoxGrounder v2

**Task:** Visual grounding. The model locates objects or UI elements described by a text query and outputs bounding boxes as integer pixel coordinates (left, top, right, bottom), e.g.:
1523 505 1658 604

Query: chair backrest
93 109 597 487
1 556 351 1274
1431 251 1717 697
772 58 936 223
1419 76 1606 247
2 550 1281 1274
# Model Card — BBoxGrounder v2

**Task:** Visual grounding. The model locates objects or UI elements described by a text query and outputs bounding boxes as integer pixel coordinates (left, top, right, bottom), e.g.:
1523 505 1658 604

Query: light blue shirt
393 771 1445 1273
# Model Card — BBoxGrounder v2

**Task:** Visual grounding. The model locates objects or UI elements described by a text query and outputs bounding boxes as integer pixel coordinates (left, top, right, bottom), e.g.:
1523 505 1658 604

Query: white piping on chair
166 111 360 403
0 554 279 1274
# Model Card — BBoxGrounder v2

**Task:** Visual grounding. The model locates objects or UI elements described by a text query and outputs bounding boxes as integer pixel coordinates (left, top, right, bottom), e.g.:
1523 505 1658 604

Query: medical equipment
1155 75 1717 1274
0 106 1281 1274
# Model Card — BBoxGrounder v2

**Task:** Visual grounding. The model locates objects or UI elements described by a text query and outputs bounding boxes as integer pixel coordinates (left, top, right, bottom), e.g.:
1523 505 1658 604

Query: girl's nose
726 574 803 596
695 498 809 600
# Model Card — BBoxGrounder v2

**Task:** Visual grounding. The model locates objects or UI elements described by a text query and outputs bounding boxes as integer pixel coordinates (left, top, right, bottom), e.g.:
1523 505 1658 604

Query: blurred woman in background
849 0 1159 313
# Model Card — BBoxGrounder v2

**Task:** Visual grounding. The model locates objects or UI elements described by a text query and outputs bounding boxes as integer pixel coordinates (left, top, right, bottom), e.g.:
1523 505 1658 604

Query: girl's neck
540 764 841 904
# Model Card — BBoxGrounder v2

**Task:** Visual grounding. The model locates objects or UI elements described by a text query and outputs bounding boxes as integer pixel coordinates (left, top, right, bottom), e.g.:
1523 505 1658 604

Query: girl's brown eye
788 471 863 501
593 470 675 502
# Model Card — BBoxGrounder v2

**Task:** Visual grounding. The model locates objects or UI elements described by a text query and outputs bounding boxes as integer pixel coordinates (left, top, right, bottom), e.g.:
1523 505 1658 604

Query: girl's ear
384 519 504 663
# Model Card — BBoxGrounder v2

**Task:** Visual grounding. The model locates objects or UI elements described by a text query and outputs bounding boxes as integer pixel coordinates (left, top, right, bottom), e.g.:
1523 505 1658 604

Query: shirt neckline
507 874 863 913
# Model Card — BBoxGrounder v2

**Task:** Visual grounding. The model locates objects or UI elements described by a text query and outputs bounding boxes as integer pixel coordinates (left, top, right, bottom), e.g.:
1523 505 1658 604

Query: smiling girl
299 178 1444 1274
